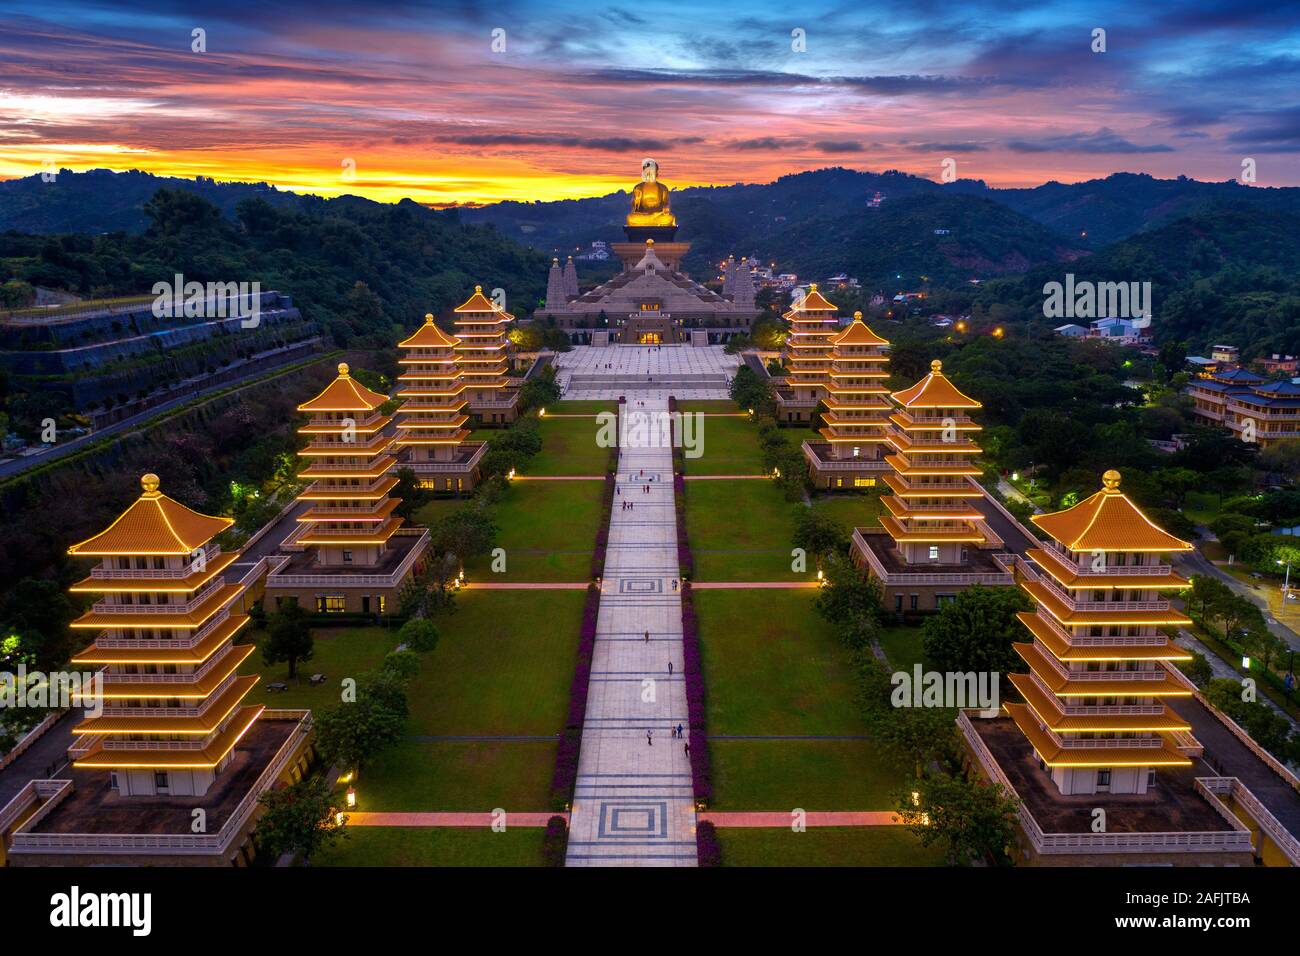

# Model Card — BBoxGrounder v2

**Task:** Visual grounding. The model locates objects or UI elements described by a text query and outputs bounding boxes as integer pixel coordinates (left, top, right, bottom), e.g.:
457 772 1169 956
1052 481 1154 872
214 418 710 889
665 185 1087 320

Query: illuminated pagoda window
293 362 402 568
1010 469 1200 796
452 285 519 425
820 311 892 462
881 360 987 565
65 473 260 797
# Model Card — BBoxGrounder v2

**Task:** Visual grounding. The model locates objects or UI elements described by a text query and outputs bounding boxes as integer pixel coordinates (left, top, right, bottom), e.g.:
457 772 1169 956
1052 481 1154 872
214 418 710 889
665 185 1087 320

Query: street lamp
1279 557 1292 594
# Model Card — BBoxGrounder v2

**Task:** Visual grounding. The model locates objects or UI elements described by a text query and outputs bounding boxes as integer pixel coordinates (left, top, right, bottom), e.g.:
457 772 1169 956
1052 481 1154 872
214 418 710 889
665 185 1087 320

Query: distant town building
1186 366 1300 448
576 240 610 261
1054 323 1088 338
1211 344 1240 365
1255 354 1299 376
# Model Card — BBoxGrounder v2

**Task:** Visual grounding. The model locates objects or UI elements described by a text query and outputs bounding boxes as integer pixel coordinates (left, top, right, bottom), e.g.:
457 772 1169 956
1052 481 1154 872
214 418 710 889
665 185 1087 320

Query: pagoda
1008 469 1199 795
452 286 519 425
803 311 893 488
266 362 426 615
64 473 261 796
852 359 1017 612
393 313 485 492
774 283 839 424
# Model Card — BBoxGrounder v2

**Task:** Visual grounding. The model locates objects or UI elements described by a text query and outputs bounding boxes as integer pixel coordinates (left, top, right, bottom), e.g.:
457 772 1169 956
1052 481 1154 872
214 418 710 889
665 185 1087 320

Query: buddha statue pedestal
623 222 679 243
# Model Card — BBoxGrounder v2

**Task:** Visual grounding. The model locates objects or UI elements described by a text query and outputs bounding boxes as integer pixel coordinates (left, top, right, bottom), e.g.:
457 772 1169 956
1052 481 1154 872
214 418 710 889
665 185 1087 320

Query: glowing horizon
1 1 1298 207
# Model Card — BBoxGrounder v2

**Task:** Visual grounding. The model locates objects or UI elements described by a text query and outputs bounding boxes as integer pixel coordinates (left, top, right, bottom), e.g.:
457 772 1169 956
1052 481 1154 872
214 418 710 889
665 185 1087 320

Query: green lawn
711 740 906 810
406 588 584 734
717 826 946 866
412 479 602 582
685 479 809 581
529 415 614 476
688 415 767 475
695 589 860 734
356 739 556 812
678 400 743 413
315 827 545 866
876 624 930 672
239 625 397 710
1184 490 1224 527
547 400 618 415
810 491 885 533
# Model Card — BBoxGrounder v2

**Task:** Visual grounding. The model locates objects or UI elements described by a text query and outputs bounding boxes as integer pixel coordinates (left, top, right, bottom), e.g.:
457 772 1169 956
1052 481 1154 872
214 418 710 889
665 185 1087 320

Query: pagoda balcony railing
103 651 228 685
268 529 429 588
957 713 1254 856
406 443 486 474
99 675 238 716
851 530 1014 586
92 545 222 580
1041 541 1172 576
1197 777 1300 866
466 398 518 409
94 576 225 616
1039 575 1169 611
96 607 231 649
1058 700 1165 716
102 738 208 752
301 457 395 473
307 504 395 517
1056 736 1166 750
1026 609 1166 647
802 443 892 470
7 711 311 855
896 413 976 427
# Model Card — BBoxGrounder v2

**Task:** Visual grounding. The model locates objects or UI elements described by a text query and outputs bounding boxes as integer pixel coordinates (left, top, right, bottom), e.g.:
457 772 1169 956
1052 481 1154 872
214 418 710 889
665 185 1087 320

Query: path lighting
1242 655 1251 669
539 408 546 417
346 786 357 809
508 468 516 480
335 812 346 826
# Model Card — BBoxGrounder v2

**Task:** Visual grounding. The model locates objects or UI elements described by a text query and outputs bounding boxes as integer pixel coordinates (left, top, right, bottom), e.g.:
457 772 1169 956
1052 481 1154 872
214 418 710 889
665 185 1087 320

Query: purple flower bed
541 815 570 866
550 581 602 809
674 475 693 579
679 582 712 806
695 819 722 867
590 474 615 579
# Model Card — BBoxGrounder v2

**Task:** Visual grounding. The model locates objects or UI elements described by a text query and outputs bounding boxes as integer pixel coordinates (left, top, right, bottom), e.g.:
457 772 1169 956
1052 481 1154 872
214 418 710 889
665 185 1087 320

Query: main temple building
540 159 760 345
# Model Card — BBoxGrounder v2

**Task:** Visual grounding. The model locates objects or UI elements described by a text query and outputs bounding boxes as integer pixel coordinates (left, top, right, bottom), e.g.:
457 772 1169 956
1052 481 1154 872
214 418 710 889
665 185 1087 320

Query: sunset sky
1 0 1297 205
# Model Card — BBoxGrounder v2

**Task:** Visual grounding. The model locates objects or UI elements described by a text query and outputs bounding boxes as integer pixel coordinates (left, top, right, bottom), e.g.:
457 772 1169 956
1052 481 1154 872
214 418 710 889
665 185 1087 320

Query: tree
814 552 883 649
921 585 1034 679
1176 649 1214 688
0 578 77 670
518 365 561 413
314 670 411 772
392 466 433 519
871 705 959 778
792 506 849 567
429 503 498 567
1244 626 1287 675
1260 439 1300 482
397 618 440 652
263 602 314 679
896 772 1019 866
254 775 345 864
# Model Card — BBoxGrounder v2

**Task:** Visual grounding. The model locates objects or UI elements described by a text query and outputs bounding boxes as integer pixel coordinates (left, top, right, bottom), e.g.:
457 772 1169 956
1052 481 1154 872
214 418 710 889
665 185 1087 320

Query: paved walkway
699 811 901 827
348 812 564 827
566 395 698 867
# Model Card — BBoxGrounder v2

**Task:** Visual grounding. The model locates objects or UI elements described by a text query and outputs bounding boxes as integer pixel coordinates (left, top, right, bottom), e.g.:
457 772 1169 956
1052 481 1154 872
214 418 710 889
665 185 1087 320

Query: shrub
541 815 569 866
397 618 440 652
696 819 722 867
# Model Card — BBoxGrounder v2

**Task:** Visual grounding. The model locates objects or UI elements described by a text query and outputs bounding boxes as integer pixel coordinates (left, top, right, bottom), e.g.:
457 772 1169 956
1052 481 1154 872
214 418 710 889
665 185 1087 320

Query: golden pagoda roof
298 363 389 413
1026 548 1188 590
70 550 240 593
399 314 460 348
833 313 890 347
1009 674 1192 732
71 617 249 666
1020 578 1191 627
454 285 515 319
70 582 244 630
891 360 981 409
1007 703 1192 767
1031 470 1193 553
783 283 838 318
1015 642 1192 696
73 705 264 770
92 643 254 695
73 675 258 736
1017 612 1191 662
68 474 234 557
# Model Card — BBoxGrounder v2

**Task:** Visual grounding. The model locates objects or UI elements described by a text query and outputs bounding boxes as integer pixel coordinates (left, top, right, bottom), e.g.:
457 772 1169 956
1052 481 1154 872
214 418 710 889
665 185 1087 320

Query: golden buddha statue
627 158 676 227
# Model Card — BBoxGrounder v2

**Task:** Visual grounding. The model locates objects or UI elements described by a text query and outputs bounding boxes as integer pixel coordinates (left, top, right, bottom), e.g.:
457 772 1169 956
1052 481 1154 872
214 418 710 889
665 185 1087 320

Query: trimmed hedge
696 819 722 867
680 581 712 806
674 475 693 580
591 474 616 579
541 814 570 866
550 582 602 810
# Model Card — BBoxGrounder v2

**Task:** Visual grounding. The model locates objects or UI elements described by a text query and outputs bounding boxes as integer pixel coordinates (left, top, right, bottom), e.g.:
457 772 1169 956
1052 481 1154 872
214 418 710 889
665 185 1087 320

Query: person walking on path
668 661 674 675
684 741 690 757
647 730 653 747
645 630 649 643
676 723 684 739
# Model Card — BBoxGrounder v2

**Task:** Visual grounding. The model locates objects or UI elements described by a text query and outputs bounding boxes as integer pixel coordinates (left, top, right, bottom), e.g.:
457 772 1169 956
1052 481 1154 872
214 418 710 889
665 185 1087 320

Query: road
0 343 325 482
1178 528 1300 653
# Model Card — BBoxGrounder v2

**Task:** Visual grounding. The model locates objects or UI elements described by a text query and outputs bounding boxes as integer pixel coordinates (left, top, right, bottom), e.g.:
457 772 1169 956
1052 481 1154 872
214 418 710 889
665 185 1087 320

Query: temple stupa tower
1008 469 1199 795
564 257 579 297
803 311 892 488
774 283 839 424
545 258 566 311
452 286 519 425
65 474 261 796
393 314 484 492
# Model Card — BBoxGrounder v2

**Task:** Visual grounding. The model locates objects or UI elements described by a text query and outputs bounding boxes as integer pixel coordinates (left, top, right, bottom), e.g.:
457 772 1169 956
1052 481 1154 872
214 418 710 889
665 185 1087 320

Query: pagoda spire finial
853 311 863 320
140 472 160 496
930 359 943 373
338 362 350 377
424 313 435 324
1102 468 1122 492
